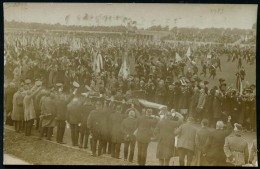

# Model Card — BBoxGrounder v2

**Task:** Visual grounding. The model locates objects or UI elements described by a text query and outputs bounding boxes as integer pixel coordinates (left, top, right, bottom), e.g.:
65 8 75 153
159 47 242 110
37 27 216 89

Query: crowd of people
4 30 257 166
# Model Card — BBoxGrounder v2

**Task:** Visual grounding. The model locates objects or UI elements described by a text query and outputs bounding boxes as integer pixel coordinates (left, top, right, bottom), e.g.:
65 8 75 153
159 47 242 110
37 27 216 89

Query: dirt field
4 122 256 166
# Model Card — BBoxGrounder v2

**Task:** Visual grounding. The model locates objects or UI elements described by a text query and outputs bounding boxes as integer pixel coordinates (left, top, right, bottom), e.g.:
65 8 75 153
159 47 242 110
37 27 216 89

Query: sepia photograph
3 3 258 166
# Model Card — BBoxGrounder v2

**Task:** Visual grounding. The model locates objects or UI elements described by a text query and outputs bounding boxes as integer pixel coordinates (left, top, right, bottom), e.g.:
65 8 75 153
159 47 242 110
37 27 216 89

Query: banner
175 52 182 62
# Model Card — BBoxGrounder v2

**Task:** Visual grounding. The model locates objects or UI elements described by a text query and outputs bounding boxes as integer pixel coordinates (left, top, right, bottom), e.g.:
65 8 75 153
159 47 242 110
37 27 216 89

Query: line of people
6 79 258 166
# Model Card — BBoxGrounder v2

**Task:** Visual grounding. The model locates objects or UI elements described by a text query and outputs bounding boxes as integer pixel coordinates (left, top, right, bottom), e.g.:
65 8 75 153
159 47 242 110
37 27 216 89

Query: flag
118 53 130 79
207 53 212 59
245 35 248 42
236 73 243 95
186 47 191 61
175 52 182 62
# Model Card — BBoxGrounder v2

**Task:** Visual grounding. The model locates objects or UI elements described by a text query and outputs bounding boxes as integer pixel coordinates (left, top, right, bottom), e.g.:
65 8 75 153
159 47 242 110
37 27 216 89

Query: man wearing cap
55 93 74 144
23 85 42 136
40 91 57 140
203 116 233 166
154 111 184 166
224 123 249 166
121 110 138 162
11 86 24 133
79 97 95 148
136 109 159 165
174 117 197 166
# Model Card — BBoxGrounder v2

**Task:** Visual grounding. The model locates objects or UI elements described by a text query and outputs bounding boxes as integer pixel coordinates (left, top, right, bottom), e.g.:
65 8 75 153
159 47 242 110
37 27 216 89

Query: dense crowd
4 31 257 166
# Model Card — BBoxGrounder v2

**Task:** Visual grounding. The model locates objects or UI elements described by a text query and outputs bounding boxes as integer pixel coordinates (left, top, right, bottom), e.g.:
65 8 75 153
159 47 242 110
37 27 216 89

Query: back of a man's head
201 119 209 127
216 120 224 130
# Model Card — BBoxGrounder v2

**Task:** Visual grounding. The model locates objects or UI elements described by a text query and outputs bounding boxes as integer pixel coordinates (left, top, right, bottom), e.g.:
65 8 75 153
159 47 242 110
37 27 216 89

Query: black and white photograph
3 3 258 166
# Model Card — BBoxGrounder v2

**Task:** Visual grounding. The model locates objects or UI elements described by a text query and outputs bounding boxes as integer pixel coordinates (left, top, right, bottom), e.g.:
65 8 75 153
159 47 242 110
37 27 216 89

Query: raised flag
175 52 182 62
186 47 191 61
207 53 212 59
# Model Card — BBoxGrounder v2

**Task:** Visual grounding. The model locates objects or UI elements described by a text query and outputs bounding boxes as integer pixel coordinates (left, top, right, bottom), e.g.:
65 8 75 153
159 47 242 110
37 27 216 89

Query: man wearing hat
224 123 249 166
23 84 42 136
55 92 74 144
203 116 233 166
40 90 57 140
154 111 184 166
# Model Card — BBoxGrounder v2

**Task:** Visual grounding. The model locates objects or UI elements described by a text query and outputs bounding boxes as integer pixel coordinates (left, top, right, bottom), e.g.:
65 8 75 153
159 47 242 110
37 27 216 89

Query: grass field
198 55 256 89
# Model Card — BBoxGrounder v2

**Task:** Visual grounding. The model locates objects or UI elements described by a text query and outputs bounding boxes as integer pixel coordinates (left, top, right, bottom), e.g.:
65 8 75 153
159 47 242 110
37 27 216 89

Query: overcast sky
3 3 258 29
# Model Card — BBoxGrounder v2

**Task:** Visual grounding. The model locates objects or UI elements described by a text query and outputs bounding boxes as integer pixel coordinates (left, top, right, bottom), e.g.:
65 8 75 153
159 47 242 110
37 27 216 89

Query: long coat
136 116 158 143
11 91 24 121
193 127 211 166
108 112 127 143
67 100 82 125
154 118 182 159
175 123 197 151
87 108 104 139
4 86 16 113
121 117 138 142
23 95 36 121
41 96 57 127
212 95 222 119
224 134 249 166
204 122 233 166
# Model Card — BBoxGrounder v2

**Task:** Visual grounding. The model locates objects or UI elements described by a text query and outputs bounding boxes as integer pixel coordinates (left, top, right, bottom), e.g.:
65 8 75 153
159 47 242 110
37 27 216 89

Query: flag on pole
118 52 130 79
186 47 191 61
175 52 182 62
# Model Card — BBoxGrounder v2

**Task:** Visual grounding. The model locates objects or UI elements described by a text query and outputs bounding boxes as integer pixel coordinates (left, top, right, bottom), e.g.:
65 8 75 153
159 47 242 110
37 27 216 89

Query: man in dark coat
175 117 197 166
193 119 211 166
203 116 233 166
155 80 167 105
4 83 16 126
79 97 95 148
87 101 104 156
67 97 82 146
55 93 74 144
121 110 138 162
136 109 159 165
154 111 184 166
40 92 57 140
108 105 127 159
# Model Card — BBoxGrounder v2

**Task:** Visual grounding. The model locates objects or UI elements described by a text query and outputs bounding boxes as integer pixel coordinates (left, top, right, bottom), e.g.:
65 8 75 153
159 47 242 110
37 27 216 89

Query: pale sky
3 3 258 29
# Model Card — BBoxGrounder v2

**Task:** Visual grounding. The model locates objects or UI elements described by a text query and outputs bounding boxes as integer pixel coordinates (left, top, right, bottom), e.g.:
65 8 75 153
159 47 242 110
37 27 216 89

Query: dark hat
250 84 256 89
25 79 31 84
219 78 225 82
204 81 209 85
234 123 243 131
